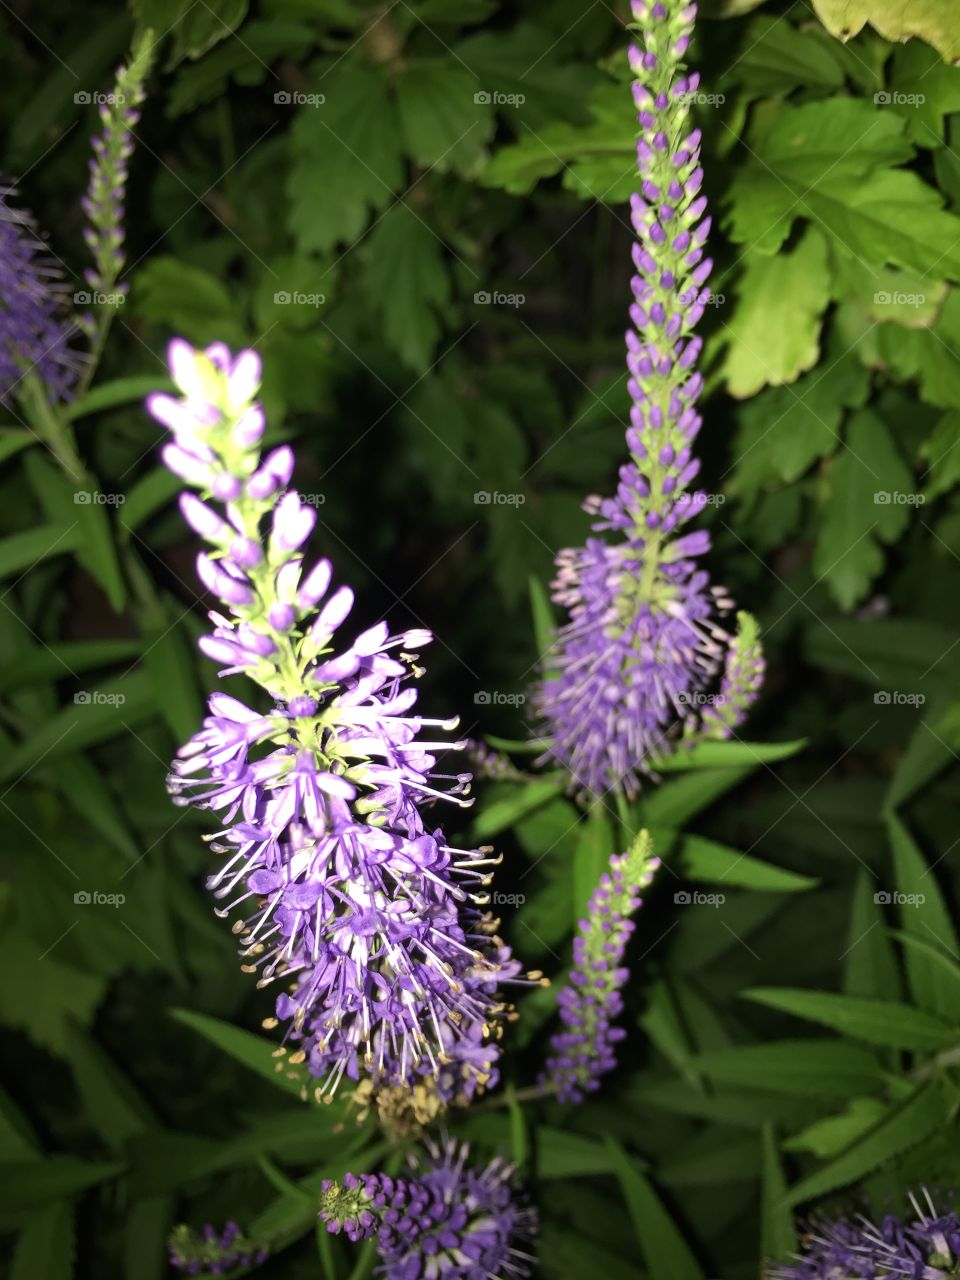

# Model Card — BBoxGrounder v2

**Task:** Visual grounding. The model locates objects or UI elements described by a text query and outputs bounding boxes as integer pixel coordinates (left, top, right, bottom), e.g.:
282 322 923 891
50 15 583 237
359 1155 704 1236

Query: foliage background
2 0 960 1275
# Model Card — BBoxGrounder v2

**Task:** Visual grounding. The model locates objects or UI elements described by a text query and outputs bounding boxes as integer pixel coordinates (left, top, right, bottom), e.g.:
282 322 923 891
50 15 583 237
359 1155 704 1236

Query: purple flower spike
771 1188 960 1279
168 1221 267 1274
533 0 762 798
147 341 534 1115
542 831 659 1103
0 186 81 405
320 1137 538 1279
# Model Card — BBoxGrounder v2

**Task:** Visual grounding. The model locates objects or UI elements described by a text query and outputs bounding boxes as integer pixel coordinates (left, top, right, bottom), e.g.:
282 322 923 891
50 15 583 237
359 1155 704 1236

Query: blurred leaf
528 574 556 669
169 1009 306 1098
471 776 566 839
761 1125 795 1262
396 62 490 175
604 1137 706 1280
811 0 960 64
47 754 139 862
783 1097 889 1157
678 835 818 892
0 524 81 579
141 611 203 742
655 738 806 772
123 1196 174 1280
11 1200 75 1280
724 228 832 399
573 807 612 919
844 871 902 1001
691 1039 887 1097
0 1157 121 1213
65 377 173 422
0 926 107 1054
363 205 452 372
63 1021 156 1150
0 639 140 694
170 0 249 62
639 767 753 827
783 1081 950 1206
120 468 181 537
743 987 956 1050
134 257 246 347
888 814 960 1019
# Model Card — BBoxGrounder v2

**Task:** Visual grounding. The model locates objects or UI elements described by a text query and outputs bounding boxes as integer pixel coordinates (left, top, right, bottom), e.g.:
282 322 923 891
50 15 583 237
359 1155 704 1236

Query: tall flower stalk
534 0 762 799
542 831 659 1102
147 340 531 1121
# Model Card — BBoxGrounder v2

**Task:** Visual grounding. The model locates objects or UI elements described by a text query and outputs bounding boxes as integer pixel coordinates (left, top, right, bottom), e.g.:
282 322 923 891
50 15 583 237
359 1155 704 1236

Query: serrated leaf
0 926 107 1054
783 1097 889 1157
724 228 832 399
691 1039 887 1097
812 410 914 609
133 257 245 346
783 1081 949 1206
363 205 451 372
396 62 490 175
744 987 955 1051
812 0 960 65
844 871 902 1001
287 62 404 253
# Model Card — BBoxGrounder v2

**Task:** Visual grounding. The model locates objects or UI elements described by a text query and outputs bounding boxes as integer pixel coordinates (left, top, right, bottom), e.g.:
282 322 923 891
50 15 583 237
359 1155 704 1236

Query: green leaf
638 766 753 828
0 524 81 579
0 638 140 694
811 0 960 65
761 1125 795 1262
678 835 818 893
725 99 913 255
723 228 832 399
74 497 126 612
888 814 960 1019
119 468 181 537
844 871 902 1001
65 377 173 422
886 695 960 808
784 1097 890 1157
812 410 915 609
743 987 956 1051
141 611 203 742
505 1083 528 1170
363 205 451 372
11 1200 75 1280
396 62 491 176
63 1021 155 1151
0 1157 122 1213
123 1196 174 1280
783 1081 949 1206
528 575 555 669
133 257 245 347
726 14 846 96
0 925 107 1054
471 776 566 839
691 1039 887 1097
0 429 37 466
287 62 404 253
573 808 612 920
170 0 249 62
47 754 139 862
0 671 156 783
169 1009 306 1098
654 738 806 772
604 1137 706 1280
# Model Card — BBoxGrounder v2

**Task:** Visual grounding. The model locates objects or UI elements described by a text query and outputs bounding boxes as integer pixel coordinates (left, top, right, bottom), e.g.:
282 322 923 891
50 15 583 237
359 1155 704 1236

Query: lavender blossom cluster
320 1137 537 1280
534 0 762 798
147 341 529 1119
772 1190 960 1279
543 832 659 1102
